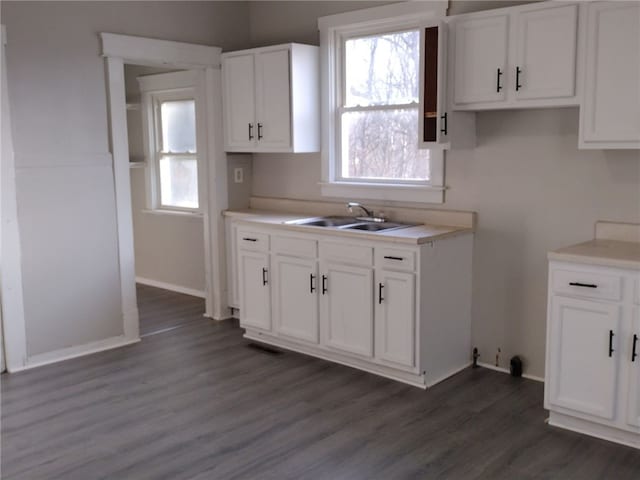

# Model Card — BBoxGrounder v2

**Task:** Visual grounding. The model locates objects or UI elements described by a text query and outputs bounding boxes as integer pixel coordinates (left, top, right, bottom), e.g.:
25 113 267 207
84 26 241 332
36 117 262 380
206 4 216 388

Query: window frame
152 91 199 212
319 2 447 204
138 70 203 215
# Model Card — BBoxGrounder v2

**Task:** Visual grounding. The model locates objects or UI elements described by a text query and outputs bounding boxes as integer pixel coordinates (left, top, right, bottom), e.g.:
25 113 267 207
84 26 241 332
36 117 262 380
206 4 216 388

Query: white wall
248 1 640 378
1 1 251 359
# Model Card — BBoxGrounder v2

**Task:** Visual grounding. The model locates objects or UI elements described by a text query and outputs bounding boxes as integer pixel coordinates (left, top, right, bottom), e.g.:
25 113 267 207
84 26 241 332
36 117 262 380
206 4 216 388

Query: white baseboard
477 361 545 383
11 335 140 373
548 411 640 450
135 276 206 298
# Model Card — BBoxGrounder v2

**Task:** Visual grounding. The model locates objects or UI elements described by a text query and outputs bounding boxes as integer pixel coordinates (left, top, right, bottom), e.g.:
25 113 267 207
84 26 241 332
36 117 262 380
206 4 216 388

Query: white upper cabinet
222 54 256 150
450 2 579 110
419 21 476 150
514 4 578 101
579 2 640 149
222 43 320 153
452 14 509 106
255 49 291 150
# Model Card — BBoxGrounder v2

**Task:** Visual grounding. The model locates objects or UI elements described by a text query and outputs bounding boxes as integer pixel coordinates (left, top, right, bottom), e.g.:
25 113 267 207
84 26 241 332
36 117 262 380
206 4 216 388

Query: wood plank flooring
136 284 206 337
2 286 639 479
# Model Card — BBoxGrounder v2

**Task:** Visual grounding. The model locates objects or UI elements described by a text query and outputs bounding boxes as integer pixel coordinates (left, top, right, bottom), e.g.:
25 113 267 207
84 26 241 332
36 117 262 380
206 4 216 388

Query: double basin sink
284 216 417 233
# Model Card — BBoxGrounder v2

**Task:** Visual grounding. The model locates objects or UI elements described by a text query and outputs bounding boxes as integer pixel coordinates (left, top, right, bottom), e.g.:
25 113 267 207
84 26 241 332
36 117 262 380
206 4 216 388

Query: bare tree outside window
341 30 430 182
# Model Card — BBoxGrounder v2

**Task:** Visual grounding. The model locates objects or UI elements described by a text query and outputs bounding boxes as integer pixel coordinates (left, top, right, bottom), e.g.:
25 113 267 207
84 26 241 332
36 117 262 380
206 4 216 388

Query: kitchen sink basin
285 216 358 227
340 222 414 232
285 216 417 233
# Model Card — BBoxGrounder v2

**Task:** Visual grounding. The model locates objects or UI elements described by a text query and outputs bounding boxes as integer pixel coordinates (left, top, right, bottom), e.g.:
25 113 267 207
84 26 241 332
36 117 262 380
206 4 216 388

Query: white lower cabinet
320 260 373 358
238 249 271 331
272 254 318 344
232 220 473 389
375 269 416 369
547 296 620 420
545 261 640 448
627 308 640 428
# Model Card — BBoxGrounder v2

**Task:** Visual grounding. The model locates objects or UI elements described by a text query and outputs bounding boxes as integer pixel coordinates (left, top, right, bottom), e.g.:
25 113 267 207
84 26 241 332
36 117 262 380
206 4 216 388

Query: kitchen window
139 71 201 213
319 3 446 203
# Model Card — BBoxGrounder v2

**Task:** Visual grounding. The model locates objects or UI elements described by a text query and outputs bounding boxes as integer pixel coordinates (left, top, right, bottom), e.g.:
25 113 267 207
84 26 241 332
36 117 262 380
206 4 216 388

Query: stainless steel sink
284 216 358 227
340 222 414 232
285 216 417 233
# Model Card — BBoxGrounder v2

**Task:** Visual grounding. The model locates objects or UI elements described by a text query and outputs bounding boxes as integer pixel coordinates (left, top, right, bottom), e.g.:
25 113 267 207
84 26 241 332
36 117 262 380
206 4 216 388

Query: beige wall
2 1 251 357
248 1 640 377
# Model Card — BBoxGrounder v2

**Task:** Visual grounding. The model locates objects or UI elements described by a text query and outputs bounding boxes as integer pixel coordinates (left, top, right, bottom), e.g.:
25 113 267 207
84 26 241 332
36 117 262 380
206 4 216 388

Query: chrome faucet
347 202 386 222
347 202 373 217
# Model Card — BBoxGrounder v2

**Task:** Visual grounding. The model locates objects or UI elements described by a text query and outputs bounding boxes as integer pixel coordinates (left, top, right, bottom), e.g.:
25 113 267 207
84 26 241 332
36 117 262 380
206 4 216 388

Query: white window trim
319 1 447 204
139 71 202 214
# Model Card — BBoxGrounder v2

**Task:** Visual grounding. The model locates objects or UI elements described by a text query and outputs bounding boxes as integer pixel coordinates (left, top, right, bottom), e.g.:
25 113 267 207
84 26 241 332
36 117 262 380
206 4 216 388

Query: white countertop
224 209 473 245
548 239 640 270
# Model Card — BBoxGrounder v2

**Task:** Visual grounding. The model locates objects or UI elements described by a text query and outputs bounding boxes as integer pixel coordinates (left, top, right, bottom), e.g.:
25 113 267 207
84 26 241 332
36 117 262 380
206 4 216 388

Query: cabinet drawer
375 247 416 272
237 230 269 252
272 235 316 258
551 268 622 302
319 242 372 266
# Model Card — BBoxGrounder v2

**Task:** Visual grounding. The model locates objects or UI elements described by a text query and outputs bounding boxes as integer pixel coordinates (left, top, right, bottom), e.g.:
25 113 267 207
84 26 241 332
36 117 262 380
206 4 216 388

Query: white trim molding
19 336 140 372
319 181 445 204
100 33 221 69
478 362 545 383
135 277 206 299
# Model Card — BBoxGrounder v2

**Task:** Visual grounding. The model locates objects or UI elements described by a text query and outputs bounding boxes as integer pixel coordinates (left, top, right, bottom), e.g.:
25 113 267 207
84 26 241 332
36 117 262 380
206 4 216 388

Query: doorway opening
102 33 231 346
124 65 207 336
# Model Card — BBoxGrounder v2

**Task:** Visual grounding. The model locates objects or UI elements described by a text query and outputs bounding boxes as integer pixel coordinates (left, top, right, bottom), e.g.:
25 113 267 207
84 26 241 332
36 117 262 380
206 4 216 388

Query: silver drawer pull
569 282 597 289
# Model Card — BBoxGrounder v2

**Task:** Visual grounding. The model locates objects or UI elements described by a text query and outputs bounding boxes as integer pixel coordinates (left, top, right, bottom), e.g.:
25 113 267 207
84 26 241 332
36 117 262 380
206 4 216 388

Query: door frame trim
101 33 230 345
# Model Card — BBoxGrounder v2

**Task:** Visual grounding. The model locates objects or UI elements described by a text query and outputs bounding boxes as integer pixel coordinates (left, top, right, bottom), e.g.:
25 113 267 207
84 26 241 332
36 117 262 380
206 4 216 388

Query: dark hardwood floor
2 286 639 479
137 284 206 337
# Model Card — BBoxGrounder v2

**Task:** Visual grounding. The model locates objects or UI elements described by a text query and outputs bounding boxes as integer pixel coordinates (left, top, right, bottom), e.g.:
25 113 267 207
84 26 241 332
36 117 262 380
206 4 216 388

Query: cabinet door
272 255 318 344
627 308 640 428
223 54 256 150
514 4 577 101
238 250 270 331
581 3 640 146
452 14 509 105
375 270 416 368
255 48 292 150
320 261 373 358
547 296 621 420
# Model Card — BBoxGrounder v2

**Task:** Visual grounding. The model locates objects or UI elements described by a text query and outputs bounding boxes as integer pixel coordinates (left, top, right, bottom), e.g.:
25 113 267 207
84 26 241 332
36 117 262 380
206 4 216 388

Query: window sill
141 209 203 219
319 182 444 204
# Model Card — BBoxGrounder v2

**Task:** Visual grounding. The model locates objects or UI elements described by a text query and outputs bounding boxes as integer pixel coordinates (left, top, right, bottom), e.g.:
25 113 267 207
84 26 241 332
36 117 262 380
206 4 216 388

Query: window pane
159 155 199 209
344 30 420 107
341 109 430 181
160 100 196 153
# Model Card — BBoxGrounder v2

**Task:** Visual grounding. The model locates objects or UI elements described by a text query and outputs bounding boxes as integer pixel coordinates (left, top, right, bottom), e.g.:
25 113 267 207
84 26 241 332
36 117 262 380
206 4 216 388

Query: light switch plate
234 167 244 183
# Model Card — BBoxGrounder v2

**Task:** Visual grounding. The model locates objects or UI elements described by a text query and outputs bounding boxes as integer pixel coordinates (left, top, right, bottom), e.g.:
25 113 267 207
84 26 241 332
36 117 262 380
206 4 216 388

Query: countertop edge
224 210 473 245
547 251 640 271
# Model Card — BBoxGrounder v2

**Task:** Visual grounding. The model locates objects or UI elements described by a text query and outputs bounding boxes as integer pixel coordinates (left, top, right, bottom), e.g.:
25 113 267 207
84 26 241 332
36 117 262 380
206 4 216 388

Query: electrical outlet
234 167 244 183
